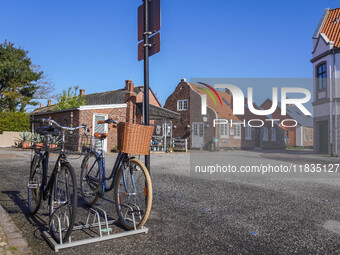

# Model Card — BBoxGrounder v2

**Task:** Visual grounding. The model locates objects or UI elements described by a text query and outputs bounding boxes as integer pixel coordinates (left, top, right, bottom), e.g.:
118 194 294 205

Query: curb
0 204 31 254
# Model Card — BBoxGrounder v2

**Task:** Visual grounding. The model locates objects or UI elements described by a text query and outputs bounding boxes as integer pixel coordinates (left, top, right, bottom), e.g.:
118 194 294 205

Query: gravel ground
1 148 340 254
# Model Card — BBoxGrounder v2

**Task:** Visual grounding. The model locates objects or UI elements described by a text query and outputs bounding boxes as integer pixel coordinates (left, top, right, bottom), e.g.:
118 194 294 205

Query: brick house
31 80 179 151
311 8 340 154
164 79 285 150
261 99 313 148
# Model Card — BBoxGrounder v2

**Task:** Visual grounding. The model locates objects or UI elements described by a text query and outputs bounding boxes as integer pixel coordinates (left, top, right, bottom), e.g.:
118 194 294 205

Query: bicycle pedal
127 209 143 215
27 183 39 189
84 191 96 197
53 201 67 207
94 185 103 195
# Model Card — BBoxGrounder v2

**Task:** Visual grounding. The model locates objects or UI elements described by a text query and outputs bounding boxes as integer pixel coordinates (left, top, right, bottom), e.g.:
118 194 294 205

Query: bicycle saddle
36 125 60 136
94 133 108 139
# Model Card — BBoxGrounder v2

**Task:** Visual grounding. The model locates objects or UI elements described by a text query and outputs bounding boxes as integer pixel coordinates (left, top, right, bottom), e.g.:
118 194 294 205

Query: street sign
138 32 160 61
138 0 161 41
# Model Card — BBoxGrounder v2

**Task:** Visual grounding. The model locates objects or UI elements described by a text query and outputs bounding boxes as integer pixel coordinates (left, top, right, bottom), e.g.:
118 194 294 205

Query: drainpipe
330 51 334 156
333 48 338 156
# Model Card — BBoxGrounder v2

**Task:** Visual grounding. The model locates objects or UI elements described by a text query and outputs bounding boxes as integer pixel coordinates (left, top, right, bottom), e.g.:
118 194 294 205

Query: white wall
0 131 22 147
312 34 333 58
296 125 303 147
314 103 330 118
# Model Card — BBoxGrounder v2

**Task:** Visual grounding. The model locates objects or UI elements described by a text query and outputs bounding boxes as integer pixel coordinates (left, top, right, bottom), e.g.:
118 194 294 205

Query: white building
311 8 340 155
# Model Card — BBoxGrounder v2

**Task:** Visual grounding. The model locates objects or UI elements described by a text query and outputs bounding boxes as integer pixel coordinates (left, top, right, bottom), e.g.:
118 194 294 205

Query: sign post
138 0 161 173
143 0 151 173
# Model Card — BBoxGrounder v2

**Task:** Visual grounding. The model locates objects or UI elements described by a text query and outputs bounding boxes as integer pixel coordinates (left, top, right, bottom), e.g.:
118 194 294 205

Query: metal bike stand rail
42 206 148 252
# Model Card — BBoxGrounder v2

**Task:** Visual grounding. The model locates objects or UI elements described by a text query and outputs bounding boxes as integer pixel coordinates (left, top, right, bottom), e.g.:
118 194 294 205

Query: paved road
1 148 340 254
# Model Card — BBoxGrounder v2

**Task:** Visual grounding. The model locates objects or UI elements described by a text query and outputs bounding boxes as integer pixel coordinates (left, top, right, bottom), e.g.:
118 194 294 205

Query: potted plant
17 132 31 149
50 136 61 149
31 133 43 148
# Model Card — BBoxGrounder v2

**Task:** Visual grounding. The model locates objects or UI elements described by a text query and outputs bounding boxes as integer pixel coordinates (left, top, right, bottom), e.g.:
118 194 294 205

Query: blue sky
1 0 338 111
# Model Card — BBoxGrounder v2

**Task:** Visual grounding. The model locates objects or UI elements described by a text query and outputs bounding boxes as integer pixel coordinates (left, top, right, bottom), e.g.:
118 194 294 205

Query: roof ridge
85 89 123 96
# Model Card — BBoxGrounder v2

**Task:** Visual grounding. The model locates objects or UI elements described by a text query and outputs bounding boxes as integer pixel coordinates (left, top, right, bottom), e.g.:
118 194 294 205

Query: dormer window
317 63 327 90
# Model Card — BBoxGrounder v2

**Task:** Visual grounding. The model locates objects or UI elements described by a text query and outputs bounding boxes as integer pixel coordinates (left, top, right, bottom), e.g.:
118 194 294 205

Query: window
263 127 268 141
177 99 188 111
309 129 313 141
199 123 204 137
220 123 229 138
194 124 198 136
317 63 327 90
304 129 307 141
234 124 241 139
245 126 252 140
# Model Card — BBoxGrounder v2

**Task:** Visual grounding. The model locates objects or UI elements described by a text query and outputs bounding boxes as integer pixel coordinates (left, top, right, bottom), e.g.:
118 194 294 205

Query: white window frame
93 113 108 151
304 129 307 141
234 124 241 139
245 126 252 140
309 129 313 141
271 127 276 141
220 123 229 138
263 127 268 141
177 99 188 111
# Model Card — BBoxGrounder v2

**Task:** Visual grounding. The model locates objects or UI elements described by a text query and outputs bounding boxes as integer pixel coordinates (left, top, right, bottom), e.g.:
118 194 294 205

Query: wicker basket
117 123 154 155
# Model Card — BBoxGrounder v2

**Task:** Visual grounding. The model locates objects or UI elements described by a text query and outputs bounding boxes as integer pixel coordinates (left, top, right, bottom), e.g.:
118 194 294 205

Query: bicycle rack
42 205 148 252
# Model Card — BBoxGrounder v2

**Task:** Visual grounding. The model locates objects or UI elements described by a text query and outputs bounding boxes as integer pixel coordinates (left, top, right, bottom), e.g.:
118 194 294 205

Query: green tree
0 41 44 112
54 86 86 110
0 112 30 132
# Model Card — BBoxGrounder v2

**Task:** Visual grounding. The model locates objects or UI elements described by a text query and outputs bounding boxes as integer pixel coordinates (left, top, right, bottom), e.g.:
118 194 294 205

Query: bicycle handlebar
31 118 87 131
97 118 119 125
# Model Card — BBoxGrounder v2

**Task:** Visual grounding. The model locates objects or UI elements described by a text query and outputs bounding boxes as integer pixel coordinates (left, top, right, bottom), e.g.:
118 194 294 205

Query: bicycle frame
34 149 69 202
33 128 72 202
84 141 132 197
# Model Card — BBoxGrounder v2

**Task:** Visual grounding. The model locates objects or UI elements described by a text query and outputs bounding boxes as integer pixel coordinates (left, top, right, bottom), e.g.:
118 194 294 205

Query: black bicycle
27 118 87 243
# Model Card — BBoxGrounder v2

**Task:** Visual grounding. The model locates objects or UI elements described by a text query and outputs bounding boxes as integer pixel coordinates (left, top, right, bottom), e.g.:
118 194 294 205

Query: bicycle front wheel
28 154 43 215
114 158 152 230
80 152 101 206
49 162 77 243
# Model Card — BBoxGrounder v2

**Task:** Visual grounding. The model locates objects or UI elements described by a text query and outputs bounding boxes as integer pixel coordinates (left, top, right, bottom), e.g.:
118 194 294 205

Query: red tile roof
320 8 340 47
189 83 240 121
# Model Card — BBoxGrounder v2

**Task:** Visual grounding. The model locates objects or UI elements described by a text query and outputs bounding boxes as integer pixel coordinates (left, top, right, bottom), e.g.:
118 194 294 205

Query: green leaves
54 86 86 110
0 40 43 112
0 112 30 133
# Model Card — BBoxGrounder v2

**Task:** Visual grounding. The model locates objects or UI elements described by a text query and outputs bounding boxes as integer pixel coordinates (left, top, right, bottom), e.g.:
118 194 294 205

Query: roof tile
320 8 340 47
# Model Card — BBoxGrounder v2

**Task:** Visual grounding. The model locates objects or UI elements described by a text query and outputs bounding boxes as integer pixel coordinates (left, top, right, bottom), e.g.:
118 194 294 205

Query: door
93 113 108 151
319 121 328 153
254 128 260 147
192 122 204 148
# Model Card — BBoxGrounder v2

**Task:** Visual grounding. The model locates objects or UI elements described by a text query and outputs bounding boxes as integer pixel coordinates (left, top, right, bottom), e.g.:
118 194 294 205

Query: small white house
311 8 340 155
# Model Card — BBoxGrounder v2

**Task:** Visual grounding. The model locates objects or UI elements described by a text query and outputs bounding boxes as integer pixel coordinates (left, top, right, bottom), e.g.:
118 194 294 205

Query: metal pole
143 0 151 172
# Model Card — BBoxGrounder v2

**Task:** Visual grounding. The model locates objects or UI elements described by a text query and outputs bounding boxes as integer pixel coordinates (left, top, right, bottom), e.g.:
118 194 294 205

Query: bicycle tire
49 162 77 243
80 152 101 206
27 154 43 215
114 158 152 230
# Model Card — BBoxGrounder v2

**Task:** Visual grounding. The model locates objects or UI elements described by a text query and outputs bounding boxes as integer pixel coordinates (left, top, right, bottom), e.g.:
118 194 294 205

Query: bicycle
80 119 153 230
27 118 87 243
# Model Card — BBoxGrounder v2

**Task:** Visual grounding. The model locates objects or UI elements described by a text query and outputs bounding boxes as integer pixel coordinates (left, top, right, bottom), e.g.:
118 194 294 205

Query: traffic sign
138 32 160 61
138 0 161 41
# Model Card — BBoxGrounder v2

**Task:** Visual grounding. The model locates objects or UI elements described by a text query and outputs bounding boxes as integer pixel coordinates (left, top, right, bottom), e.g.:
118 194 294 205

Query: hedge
0 112 30 133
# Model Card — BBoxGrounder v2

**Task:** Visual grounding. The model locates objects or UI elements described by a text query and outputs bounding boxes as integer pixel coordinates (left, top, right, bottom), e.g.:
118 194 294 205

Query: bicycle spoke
115 158 152 229
49 163 77 243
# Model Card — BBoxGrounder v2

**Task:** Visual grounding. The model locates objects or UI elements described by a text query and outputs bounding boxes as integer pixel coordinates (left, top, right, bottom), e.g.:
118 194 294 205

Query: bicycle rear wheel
49 162 77 243
28 154 43 215
114 158 152 230
80 152 101 206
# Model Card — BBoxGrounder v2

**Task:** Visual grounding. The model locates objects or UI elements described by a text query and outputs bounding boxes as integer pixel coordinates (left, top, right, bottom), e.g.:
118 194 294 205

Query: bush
0 112 30 133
